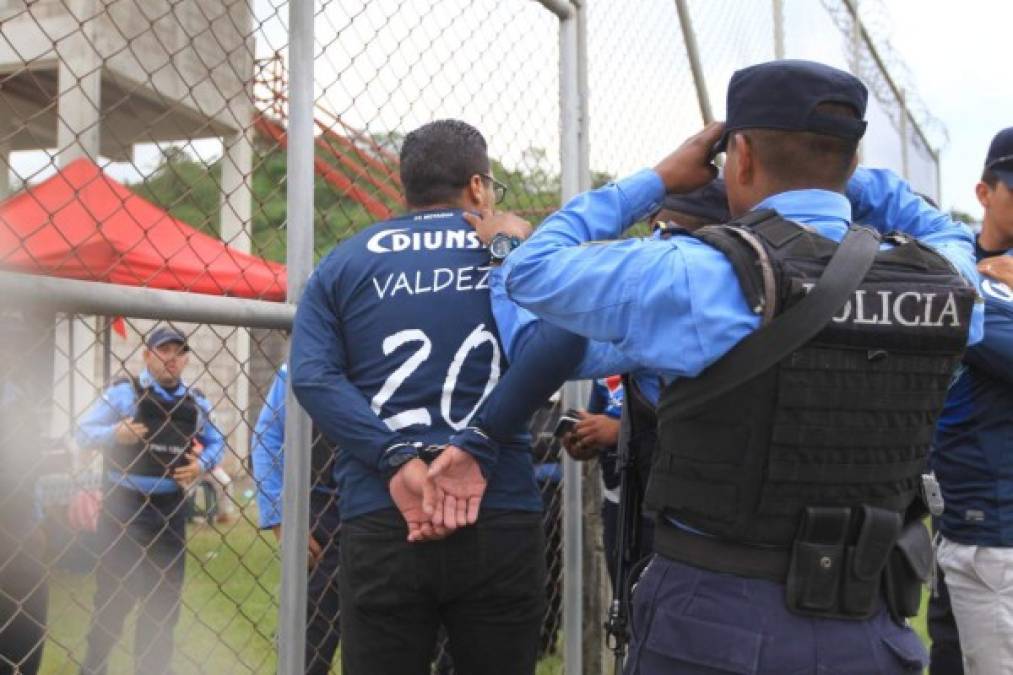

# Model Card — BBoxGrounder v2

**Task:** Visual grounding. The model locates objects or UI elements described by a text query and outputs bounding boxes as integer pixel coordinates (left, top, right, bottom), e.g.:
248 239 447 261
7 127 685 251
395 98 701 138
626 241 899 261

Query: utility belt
654 505 932 622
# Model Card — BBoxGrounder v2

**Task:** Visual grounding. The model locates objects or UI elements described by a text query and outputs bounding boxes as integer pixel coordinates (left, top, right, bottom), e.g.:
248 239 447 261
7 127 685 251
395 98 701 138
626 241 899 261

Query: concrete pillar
55 1 102 166
220 129 254 465
54 2 102 435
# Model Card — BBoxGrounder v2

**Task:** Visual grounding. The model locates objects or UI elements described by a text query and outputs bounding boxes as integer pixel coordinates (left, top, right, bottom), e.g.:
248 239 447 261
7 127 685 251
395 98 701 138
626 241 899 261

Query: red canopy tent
0 158 287 301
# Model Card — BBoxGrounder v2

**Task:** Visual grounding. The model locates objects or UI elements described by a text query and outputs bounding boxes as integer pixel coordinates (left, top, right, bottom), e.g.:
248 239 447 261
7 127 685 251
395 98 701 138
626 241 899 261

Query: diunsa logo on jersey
367 227 484 254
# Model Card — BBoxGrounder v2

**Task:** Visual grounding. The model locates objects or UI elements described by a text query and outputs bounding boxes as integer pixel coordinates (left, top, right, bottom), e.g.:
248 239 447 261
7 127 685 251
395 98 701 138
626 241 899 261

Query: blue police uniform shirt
75 368 224 495
250 364 339 531
494 167 982 388
932 241 1013 546
290 208 544 521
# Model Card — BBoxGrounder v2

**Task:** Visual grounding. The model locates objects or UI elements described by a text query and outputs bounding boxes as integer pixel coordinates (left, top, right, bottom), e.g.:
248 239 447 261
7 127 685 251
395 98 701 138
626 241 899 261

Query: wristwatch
489 233 522 263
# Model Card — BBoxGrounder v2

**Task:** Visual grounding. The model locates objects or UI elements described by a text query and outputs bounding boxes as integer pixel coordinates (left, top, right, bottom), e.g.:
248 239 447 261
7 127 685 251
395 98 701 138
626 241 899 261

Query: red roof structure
0 158 286 301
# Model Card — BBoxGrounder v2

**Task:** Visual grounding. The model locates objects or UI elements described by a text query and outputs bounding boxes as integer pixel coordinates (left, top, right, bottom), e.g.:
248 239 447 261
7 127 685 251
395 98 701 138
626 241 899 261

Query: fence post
674 0 713 125
277 0 315 672
558 5 585 674
772 0 785 59
899 89 910 180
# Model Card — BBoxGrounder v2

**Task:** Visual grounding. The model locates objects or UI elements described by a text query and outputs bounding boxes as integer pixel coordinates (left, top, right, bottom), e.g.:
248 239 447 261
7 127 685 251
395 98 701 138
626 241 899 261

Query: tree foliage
127 138 606 263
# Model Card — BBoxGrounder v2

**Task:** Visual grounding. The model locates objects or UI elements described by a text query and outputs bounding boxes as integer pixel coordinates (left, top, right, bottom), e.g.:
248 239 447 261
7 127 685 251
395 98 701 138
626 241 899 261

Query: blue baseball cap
985 127 1013 187
658 178 730 224
714 59 868 154
146 325 189 351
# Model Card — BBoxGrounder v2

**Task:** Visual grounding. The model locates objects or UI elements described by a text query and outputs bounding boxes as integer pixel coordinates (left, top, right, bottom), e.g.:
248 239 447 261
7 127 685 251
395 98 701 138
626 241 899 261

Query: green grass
37 516 566 674
35 518 930 674
40 517 281 674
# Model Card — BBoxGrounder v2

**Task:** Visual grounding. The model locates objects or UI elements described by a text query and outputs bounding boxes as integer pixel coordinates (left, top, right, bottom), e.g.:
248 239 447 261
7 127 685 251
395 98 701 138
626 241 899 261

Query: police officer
76 325 224 675
469 59 983 674
250 364 341 675
932 127 1013 675
0 315 49 675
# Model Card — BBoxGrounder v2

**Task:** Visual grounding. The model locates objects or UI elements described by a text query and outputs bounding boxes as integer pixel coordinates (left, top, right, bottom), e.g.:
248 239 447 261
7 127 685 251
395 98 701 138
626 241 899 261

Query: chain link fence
0 1 944 674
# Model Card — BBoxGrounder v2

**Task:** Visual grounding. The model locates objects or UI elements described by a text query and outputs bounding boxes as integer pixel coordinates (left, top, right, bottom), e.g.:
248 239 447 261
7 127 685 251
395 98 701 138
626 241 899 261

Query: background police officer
250 364 341 675
469 59 983 674
932 126 1013 674
76 325 224 675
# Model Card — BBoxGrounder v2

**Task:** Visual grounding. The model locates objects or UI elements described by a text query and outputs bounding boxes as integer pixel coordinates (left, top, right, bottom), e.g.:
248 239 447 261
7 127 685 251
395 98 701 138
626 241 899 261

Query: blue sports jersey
291 208 543 520
932 241 1013 546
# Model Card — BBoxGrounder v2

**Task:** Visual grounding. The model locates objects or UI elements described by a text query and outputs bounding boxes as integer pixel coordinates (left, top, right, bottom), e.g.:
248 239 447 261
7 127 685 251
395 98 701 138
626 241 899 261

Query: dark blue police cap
714 59 868 154
146 325 189 351
985 127 1013 188
659 178 729 224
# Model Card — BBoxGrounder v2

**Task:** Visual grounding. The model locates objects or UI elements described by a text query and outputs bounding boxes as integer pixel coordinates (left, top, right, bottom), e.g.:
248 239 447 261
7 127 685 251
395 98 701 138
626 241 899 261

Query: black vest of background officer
645 213 976 618
106 378 200 478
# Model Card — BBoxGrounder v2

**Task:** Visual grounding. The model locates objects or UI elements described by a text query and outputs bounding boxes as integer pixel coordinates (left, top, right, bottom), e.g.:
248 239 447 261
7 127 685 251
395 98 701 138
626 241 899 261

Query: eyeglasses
479 173 508 204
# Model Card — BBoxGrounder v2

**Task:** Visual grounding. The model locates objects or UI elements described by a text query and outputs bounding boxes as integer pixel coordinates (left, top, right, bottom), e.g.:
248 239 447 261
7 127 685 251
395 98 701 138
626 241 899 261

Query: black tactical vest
107 378 200 478
311 425 339 490
645 213 976 546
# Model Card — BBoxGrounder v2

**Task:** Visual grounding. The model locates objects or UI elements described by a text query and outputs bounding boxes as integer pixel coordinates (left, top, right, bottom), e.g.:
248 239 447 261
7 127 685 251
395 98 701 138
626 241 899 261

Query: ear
466 174 486 209
976 181 992 210
730 133 753 186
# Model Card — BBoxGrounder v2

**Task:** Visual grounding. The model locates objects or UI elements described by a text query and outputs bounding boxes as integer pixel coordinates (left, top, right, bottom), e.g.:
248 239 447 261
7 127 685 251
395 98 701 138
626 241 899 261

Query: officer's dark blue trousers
81 484 186 675
626 556 928 675
305 489 341 675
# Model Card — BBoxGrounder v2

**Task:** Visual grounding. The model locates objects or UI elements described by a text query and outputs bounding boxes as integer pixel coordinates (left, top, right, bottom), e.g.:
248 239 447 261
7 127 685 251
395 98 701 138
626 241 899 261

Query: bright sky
886 0 1012 217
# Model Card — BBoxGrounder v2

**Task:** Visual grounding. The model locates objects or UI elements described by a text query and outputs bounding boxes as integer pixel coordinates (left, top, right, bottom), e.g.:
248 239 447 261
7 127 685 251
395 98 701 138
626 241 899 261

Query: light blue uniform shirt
75 368 224 494
493 167 982 387
250 365 339 530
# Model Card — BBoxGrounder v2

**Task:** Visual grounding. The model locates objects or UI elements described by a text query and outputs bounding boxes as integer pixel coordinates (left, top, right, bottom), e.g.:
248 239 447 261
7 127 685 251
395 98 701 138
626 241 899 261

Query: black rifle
604 375 645 673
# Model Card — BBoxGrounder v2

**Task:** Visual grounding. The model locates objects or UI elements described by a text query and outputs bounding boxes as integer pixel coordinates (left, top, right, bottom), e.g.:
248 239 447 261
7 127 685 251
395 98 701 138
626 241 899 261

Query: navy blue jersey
291 209 541 519
933 245 1013 545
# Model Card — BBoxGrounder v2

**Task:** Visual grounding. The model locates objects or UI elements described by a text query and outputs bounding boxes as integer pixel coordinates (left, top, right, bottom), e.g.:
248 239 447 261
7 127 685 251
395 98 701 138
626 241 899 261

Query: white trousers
936 536 1013 675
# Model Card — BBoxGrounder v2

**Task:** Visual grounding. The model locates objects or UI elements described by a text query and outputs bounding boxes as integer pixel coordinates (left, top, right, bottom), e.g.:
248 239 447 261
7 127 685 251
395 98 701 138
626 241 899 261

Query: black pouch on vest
841 506 901 617
883 519 932 623
786 507 850 615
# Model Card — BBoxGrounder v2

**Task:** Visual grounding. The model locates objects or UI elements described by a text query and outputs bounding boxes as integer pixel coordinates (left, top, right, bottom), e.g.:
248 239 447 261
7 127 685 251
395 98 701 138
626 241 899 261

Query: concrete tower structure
0 0 256 455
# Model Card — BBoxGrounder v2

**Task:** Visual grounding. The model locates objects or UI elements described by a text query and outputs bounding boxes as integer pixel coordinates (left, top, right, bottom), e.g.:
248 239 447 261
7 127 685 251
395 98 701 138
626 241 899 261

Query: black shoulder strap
663 224 881 417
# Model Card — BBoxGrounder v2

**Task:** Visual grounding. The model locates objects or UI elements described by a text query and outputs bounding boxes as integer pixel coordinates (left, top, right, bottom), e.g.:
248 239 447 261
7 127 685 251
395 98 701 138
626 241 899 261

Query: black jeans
81 484 186 675
306 490 341 675
339 508 546 675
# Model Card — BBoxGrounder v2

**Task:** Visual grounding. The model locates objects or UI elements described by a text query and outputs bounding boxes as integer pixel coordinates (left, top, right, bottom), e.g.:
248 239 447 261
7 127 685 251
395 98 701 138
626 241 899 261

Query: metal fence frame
0 1 946 673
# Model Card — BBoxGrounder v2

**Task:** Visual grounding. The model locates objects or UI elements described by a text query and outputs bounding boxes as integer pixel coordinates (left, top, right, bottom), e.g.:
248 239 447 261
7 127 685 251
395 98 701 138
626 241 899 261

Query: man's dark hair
734 102 860 192
982 168 1000 188
400 120 490 208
